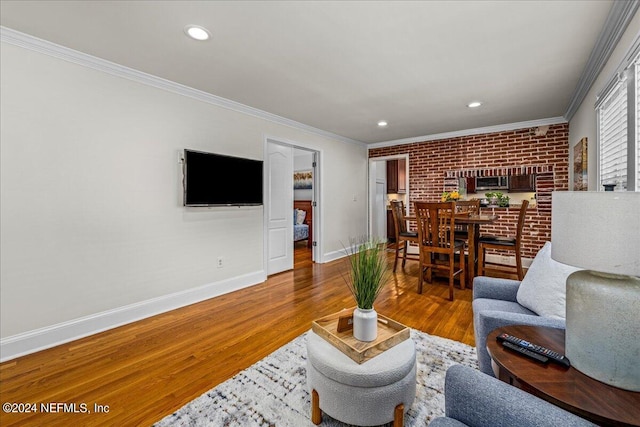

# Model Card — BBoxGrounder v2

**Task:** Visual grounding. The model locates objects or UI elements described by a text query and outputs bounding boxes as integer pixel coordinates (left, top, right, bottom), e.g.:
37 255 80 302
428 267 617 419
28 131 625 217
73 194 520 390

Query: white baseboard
485 254 533 268
0 270 266 362
322 247 352 263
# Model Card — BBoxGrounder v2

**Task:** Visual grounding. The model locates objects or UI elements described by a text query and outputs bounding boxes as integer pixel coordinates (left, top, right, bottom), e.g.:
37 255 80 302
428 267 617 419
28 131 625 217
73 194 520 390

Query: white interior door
369 160 388 240
373 181 386 240
267 142 293 275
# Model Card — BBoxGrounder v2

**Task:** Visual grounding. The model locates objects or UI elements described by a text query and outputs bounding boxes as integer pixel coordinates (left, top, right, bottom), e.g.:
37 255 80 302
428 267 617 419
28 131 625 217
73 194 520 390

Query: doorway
293 147 316 268
368 155 410 245
265 138 319 275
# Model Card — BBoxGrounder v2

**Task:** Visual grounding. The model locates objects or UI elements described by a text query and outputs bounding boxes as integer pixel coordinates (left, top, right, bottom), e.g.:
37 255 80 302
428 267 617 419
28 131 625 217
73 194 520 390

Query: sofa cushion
516 242 580 319
435 365 595 427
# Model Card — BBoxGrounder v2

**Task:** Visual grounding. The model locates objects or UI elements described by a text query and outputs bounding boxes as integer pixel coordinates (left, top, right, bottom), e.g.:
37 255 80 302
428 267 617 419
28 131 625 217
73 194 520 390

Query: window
637 60 640 189
596 49 640 191
599 82 627 189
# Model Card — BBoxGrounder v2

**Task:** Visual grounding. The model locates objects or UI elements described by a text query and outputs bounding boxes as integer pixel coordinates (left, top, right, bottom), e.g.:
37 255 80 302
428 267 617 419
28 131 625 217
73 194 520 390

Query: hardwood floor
1 247 476 427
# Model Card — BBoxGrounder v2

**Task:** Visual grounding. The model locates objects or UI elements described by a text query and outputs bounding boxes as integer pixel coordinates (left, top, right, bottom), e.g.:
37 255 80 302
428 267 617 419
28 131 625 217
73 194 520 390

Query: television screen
183 149 263 206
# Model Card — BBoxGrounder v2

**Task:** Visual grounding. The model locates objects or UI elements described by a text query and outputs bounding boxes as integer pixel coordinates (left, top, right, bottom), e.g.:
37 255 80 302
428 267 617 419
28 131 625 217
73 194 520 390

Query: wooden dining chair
414 201 466 301
389 200 419 272
478 200 529 280
454 199 481 240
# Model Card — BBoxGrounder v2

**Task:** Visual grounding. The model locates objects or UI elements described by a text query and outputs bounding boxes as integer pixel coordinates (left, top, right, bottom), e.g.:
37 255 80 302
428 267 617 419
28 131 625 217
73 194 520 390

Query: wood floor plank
0 247 479 427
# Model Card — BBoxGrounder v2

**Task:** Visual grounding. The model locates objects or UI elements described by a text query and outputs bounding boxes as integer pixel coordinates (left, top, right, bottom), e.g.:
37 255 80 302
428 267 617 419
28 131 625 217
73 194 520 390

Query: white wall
569 11 640 190
0 41 367 350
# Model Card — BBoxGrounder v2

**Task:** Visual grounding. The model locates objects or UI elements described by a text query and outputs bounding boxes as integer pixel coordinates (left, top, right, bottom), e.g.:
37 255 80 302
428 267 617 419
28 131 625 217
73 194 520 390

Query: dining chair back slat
390 200 419 272
478 200 529 280
414 201 466 301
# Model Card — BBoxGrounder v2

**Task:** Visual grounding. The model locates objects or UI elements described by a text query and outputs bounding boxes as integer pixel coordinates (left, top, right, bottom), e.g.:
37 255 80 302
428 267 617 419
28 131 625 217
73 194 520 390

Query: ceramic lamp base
566 270 640 391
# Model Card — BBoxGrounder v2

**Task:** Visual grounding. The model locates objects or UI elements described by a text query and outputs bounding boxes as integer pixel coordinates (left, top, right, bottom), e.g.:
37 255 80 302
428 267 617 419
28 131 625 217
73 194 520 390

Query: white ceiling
0 1 615 144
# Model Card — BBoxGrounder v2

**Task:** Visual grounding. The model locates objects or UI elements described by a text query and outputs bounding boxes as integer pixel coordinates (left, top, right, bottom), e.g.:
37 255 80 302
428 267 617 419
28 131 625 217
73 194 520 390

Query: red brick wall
370 123 569 259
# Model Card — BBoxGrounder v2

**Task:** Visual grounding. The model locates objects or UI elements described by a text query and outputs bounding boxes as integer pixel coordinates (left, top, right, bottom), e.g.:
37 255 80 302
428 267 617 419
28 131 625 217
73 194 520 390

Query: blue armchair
429 365 595 427
472 276 565 376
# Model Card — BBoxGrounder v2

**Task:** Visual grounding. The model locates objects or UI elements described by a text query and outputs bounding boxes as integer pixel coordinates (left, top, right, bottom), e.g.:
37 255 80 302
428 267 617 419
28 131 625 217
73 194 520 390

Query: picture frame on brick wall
573 137 588 191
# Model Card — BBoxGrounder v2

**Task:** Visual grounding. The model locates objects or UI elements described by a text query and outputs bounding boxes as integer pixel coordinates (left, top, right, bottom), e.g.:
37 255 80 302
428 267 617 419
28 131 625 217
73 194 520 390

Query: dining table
405 212 499 288
455 213 499 287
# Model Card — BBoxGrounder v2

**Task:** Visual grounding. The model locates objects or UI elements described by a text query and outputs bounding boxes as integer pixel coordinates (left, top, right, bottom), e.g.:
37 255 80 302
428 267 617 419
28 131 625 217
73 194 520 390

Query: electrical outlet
217 257 223 268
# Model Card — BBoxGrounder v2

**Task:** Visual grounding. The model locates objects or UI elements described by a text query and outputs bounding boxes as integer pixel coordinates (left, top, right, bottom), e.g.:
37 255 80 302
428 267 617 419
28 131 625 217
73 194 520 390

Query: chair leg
478 244 485 277
311 389 322 425
417 257 424 294
393 241 401 272
393 403 404 427
459 250 466 291
448 259 454 301
401 241 408 268
515 248 523 280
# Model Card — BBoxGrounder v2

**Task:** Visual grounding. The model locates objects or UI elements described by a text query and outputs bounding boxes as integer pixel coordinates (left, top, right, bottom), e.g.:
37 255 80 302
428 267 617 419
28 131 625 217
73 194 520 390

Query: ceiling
0 1 614 144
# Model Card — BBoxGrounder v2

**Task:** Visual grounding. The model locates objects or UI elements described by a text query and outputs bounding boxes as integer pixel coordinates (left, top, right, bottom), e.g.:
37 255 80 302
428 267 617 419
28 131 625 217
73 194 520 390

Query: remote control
502 341 549 363
497 333 571 368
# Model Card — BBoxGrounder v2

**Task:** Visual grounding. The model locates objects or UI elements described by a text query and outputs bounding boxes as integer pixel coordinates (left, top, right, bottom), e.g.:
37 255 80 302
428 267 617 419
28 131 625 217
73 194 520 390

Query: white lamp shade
551 191 640 277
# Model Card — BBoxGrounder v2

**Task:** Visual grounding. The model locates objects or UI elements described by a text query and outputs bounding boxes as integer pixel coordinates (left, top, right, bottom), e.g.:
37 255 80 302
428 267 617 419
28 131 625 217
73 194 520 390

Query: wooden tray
311 308 410 364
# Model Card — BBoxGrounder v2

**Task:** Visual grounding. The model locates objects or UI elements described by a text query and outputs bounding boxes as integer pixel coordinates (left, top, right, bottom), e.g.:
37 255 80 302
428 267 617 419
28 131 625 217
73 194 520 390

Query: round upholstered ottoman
306 331 416 426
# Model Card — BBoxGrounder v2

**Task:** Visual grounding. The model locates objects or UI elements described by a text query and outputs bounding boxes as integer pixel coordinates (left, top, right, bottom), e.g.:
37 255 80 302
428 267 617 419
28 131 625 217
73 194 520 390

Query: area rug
155 329 477 426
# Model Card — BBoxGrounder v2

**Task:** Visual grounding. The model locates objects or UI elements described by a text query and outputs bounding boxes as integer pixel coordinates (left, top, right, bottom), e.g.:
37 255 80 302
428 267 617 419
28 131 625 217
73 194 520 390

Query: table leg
467 224 479 288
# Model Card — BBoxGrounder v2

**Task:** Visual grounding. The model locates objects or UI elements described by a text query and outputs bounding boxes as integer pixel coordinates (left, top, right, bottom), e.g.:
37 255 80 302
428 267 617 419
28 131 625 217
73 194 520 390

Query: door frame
264 136 321 273
367 154 410 239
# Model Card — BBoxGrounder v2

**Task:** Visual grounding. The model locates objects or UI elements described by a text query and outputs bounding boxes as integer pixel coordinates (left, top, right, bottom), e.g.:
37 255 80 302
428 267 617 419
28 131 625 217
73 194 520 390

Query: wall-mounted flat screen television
183 149 263 206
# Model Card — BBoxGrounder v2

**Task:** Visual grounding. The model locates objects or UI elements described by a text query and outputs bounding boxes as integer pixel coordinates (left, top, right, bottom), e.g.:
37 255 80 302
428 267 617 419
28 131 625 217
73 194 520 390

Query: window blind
598 81 627 190
636 58 640 190
595 39 640 192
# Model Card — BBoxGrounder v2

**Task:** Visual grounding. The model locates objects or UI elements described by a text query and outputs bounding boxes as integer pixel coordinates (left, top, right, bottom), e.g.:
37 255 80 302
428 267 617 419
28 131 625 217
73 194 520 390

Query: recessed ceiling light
467 101 482 108
184 25 211 41
377 120 388 127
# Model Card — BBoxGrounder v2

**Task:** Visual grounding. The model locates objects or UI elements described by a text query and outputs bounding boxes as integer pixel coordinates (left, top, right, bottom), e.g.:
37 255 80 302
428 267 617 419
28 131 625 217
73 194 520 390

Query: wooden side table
487 325 640 427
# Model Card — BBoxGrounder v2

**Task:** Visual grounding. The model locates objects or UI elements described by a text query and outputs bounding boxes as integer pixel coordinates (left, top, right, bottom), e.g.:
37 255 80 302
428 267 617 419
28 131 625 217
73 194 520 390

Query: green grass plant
344 238 390 310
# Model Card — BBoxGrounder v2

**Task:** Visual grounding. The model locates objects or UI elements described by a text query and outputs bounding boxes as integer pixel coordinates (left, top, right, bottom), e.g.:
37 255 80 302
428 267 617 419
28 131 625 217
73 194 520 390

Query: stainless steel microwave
476 176 509 190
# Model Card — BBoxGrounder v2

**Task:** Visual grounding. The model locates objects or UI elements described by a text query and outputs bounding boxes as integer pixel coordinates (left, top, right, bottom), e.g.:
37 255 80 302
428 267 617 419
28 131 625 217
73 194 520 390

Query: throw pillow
296 209 307 225
516 241 581 319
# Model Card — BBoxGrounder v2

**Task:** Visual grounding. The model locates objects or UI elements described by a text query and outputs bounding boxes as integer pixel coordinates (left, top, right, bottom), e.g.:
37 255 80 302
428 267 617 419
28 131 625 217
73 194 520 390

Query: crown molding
564 0 640 121
367 116 567 150
0 26 365 148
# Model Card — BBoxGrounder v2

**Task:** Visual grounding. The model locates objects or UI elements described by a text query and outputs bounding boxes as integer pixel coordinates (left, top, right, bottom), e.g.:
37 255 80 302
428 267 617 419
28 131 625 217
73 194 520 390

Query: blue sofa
472 276 565 376
429 365 595 427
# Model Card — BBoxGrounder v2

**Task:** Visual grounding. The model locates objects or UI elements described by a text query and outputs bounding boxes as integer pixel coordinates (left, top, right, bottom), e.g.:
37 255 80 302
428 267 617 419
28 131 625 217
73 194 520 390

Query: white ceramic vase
353 307 377 342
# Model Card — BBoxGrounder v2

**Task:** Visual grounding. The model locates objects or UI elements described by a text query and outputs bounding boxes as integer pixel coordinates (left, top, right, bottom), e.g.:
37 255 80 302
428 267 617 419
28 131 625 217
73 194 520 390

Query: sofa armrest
472 276 521 302
476 310 566 333
473 309 565 376
435 365 595 427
